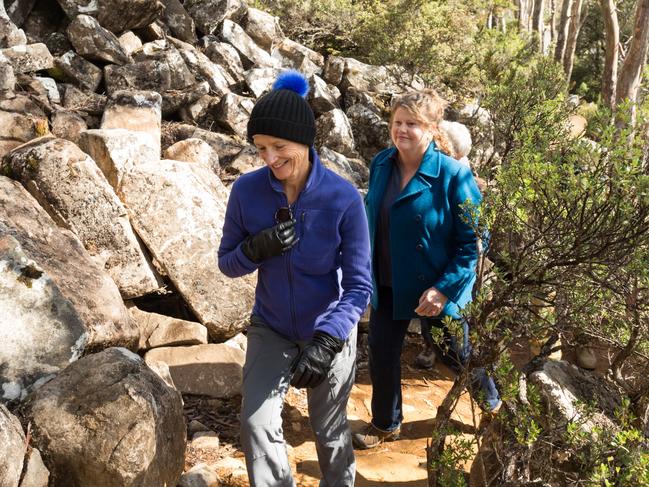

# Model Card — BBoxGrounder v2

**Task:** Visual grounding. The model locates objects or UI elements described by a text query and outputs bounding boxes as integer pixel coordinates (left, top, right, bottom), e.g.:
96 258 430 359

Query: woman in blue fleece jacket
217 71 372 487
352 89 500 450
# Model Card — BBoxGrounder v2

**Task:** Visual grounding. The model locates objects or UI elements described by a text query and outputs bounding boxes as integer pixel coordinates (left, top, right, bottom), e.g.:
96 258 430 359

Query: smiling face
390 107 432 157
252 134 310 185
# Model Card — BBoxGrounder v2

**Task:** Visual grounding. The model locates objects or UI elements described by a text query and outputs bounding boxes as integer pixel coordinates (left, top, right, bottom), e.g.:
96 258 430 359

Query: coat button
416 244 423 251
415 214 422 222
417 274 425 281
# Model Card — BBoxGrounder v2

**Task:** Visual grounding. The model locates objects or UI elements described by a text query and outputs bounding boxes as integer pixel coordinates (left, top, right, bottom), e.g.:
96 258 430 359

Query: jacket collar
268 146 324 195
380 142 441 179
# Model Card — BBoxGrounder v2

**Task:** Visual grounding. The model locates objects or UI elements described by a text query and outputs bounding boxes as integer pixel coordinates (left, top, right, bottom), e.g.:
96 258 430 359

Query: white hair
439 120 472 160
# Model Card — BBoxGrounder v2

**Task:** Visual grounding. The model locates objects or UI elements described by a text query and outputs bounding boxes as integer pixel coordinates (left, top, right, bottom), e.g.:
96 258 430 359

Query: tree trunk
599 0 620 108
532 0 545 50
518 0 530 31
550 0 558 45
562 0 584 81
616 0 649 107
554 0 573 63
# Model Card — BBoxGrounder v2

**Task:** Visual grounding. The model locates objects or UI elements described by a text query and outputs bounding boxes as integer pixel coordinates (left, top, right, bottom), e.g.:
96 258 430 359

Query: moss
0 159 13 178
34 119 49 137
26 154 40 172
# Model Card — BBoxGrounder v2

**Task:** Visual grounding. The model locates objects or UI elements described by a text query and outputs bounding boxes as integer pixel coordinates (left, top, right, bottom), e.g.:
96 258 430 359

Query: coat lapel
394 142 441 204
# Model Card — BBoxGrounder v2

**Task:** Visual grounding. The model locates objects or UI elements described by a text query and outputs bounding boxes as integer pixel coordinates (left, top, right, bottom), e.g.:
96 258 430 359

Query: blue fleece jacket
217 148 372 341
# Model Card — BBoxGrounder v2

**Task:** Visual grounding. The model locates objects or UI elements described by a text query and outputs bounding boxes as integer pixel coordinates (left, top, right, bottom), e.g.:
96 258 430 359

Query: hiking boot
352 423 400 450
414 347 436 369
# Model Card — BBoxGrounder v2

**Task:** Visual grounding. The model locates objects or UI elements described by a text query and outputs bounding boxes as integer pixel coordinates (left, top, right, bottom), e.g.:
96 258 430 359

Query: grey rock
105 59 171 95
56 0 164 34
118 159 255 340
346 102 390 161
32 76 59 104
319 146 362 187
18 448 49 487
22 347 186 487
178 94 216 125
243 7 282 52
171 39 231 96
162 0 197 43
61 84 106 114
42 32 72 56
0 404 26 486
163 138 219 173
128 306 208 350
315 108 355 157
0 7 27 48
145 343 245 397
0 106 49 159
340 57 424 95
271 37 323 77
132 40 196 90
185 0 246 35
219 19 275 68
214 92 254 138
51 50 103 92
178 463 221 487
309 74 340 115
50 109 87 145
222 145 263 182
0 62 15 92
21 1 64 45
117 31 142 56
67 14 131 65
203 40 244 84
4 137 163 299
322 55 345 86
4 0 38 27
162 81 211 116
243 67 280 98
0 43 53 73
0 178 135 400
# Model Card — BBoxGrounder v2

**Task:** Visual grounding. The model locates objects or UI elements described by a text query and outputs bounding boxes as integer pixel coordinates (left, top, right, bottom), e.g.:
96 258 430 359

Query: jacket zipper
283 197 301 340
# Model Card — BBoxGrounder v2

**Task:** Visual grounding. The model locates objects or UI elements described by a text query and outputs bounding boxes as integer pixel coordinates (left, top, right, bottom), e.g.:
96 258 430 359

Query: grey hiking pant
240 318 357 487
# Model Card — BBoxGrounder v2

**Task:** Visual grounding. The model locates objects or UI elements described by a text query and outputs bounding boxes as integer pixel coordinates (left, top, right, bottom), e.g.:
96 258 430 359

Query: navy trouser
368 286 500 432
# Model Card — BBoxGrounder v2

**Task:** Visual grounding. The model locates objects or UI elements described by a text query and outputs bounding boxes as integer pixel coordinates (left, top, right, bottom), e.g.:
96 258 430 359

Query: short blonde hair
389 89 453 156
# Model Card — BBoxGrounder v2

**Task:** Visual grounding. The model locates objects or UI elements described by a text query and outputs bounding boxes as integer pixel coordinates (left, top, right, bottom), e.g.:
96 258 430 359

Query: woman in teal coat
352 89 500 449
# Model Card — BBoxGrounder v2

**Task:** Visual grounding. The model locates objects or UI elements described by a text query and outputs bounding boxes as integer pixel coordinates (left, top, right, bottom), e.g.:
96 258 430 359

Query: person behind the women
218 70 372 486
352 89 500 450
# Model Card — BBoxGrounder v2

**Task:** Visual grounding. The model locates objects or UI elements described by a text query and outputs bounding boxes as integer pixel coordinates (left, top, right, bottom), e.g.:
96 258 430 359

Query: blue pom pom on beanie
247 70 315 146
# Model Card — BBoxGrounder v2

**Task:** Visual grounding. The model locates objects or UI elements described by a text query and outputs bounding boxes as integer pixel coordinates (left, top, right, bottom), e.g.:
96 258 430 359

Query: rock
0 61 16 93
0 7 27 48
66 14 131 65
0 178 134 399
127 305 208 350
203 39 244 83
56 0 164 34
172 40 231 96
184 0 246 36
242 7 282 52
315 108 355 156
117 31 142 56
213 92 255 138
243 67 280 98
214 457 247 487
219 19 275 68
178 94 216 125
271 37 323 77
5 137 163 299
163 138 219 172
162 0 196 43
161 124 244 164
178 463 221 487
3 0 37 28
144 343 245 397
0 228 89 401
119 159 255 339
222 145 263 179
224 332 247 353
78 128 160 189
104 59 170 95
19 448 49 487
319 147 361 187
308 74 340 115
0 403 26 485
50 109 87 145
41 32 70 56
22 347 185 487
529 360 622 434
144 359 176 389
575 346 597 370
161 81 211 117
133 40 196 90
61 84 106 114
31 76 59 104
0 43 53 73
20 1 65 44
51 50 102 92
346 102 390 160
340 57 423 95
322 55 344 86
0 107 49 159
101 90 162 156
191 432 220 449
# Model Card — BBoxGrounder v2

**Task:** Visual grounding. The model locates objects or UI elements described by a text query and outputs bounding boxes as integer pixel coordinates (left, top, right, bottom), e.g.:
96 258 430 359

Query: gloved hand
241 219 298 263
290 331 345 389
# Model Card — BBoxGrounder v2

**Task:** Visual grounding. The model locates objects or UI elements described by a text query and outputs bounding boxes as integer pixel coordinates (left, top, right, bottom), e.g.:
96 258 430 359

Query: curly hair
389 89 453 157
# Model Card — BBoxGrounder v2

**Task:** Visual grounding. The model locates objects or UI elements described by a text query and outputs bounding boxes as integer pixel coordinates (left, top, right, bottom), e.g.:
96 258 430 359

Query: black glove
290 331 345 389
241 219 298 263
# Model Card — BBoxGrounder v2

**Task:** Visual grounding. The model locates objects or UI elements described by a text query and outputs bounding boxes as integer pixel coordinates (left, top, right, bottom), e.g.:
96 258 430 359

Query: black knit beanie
247 70 316 146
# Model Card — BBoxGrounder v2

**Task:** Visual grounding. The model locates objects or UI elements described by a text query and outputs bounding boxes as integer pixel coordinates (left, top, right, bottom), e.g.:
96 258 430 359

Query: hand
415 286 448 317
290 331 344 389
241 219 298 263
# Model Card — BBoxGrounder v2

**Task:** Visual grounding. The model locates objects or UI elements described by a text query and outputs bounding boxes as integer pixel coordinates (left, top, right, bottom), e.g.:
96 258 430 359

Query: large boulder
0 178 135 400
161 0 197 43
203 38 244 83
271 37 323 77
346 101 390 160
242 7 282 52
184 0 246 36
66 14 131 65
4 137 162 299
315 108 355 157
145 343 245 398
0 404 26 487
0 3 26 48
219 19 275 68
51 50 103 92
118 159 255 340
0 96 49 159
55 0 164 33
0 43 53 73
340 57 424 95
22 347 186 487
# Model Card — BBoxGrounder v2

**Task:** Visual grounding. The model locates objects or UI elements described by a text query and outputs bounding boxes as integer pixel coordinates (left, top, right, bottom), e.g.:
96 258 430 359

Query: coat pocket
293 209 341 275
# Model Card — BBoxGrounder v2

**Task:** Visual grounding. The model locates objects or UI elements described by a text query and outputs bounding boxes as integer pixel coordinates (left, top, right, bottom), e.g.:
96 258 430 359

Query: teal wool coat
364 142 481 320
